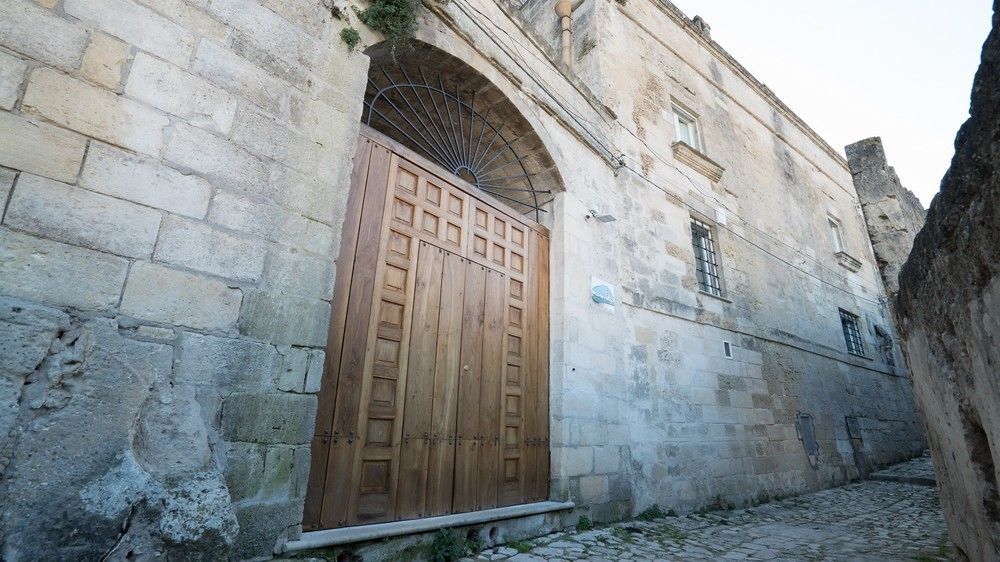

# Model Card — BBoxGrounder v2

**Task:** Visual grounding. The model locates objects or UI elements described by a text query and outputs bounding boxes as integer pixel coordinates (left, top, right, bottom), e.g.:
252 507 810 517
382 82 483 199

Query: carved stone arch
363 40 565 222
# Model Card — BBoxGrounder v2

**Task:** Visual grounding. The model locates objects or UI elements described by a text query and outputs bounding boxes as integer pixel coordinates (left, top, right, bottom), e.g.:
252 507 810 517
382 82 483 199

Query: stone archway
302 40 564 532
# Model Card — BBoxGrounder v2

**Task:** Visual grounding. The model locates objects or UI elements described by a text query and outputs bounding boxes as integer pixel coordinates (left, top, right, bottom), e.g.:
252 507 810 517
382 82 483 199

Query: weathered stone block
304 350 324 393
0 167 15 215
223 442 264 502
275 346 309 392
190 39 285 116
134 0 230 43
80 33 130 90
175 331 280 390
0 297 70 377
164 123 268 198
556 447 593 477
79 142 211 218
0 50 27 110
231 104 322 173
120 262 243 330
265 248 335 300
63 0 196 66
5 173 161 258
0 0 89 71
220 393 316 444
270 162 350 225
239 292 331 347
0 111 87 183
22 68 169 156
154 215 267 282
579 474 609 503
209 190 336 255
231 500 303 560
125 53 237 134
262 445 295 498
207 0 317 69
0 228 129 311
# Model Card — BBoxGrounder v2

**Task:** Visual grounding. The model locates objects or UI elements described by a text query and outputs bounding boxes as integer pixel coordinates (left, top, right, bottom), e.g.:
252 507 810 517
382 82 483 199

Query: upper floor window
673 105 702 151
839 309 865 356
828 215 845 253
691 218 723 297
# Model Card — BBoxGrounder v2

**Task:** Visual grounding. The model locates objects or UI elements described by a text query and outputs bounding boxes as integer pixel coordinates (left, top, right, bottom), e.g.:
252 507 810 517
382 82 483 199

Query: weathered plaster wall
896 4 1000 560
846 137 925 301
0 0 368 558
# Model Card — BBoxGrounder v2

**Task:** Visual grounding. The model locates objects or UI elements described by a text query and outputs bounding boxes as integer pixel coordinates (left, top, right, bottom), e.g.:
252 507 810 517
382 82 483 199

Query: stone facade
895 3 1000 560
0 0 925 559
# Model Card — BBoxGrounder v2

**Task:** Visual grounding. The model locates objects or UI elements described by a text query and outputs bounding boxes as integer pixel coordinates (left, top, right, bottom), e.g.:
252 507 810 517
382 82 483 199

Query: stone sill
835 251 863 272
699 289 732 303
280 500 575 553
672 141 725 182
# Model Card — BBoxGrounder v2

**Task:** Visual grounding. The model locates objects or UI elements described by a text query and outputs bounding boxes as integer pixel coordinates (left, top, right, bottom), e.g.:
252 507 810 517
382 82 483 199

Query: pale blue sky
669 0 994 206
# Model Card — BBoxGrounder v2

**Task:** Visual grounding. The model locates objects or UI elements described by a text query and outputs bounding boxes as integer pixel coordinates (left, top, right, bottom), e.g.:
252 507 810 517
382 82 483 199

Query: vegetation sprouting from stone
358 0 418 51
576 514 593 531
636 504 668 521
427 529 481 562
340 27 361 51
505 539 533 553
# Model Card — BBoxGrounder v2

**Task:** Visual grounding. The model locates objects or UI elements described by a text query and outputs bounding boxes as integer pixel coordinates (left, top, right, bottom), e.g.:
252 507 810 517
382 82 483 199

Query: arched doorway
303 42 560 530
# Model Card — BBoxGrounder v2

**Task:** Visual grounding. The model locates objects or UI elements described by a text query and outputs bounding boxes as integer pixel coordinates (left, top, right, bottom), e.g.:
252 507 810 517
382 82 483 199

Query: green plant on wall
340 26 361 51
359 0 418 51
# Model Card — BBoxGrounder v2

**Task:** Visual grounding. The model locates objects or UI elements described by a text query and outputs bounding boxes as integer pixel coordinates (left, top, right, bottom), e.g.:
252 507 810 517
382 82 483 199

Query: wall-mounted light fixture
586 209 617 223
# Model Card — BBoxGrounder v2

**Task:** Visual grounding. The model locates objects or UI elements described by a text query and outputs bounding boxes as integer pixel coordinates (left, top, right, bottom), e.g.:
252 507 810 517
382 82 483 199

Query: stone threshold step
279 500 575 554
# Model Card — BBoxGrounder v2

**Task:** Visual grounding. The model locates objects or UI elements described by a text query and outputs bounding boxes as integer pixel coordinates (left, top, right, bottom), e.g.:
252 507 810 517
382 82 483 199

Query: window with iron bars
691 219 723 297
839 309 865 356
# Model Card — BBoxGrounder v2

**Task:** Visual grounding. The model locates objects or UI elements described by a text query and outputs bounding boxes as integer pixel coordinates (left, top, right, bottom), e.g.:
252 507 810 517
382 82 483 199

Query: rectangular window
828 216 845 253
691 218 723 297
839 309 865 356
673 105 702 151
723 341 733 359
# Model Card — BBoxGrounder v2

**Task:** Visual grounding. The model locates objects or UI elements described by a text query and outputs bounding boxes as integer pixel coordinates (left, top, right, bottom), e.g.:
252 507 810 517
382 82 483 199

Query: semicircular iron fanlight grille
364 67 550 221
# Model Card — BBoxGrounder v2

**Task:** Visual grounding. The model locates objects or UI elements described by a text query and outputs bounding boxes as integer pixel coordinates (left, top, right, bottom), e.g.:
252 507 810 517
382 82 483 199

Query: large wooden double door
304 129 550 530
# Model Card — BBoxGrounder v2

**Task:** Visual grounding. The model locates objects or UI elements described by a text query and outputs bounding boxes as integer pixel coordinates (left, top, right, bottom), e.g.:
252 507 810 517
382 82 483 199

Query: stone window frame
672 101 703 152
827 213 846 253
839 308 866 357
690 215 727 299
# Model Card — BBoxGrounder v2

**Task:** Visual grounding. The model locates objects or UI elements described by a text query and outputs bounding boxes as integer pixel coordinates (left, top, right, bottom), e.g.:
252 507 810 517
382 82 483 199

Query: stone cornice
648 0 850 171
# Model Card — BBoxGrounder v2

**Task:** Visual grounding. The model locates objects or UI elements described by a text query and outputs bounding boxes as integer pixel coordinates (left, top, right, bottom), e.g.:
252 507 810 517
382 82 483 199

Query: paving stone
473 456 948 561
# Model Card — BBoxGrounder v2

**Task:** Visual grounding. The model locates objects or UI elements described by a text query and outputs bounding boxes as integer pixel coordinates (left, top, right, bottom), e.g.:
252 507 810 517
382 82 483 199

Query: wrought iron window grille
691 218 723 297
364 66 551 221
840 309 865 356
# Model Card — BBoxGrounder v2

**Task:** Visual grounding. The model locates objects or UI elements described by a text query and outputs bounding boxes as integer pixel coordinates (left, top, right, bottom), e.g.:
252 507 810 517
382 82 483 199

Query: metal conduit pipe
555 0 573 67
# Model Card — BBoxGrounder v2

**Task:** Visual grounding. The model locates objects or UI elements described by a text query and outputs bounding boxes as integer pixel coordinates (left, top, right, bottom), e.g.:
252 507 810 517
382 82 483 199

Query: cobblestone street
471 456 948 562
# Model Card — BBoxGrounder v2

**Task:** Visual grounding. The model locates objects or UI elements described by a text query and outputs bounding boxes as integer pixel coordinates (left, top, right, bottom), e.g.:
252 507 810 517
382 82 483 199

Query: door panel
307 130 549 530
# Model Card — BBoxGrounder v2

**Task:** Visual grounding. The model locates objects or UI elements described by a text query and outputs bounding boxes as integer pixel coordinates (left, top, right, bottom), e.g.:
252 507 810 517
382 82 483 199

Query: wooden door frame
304 125 551 531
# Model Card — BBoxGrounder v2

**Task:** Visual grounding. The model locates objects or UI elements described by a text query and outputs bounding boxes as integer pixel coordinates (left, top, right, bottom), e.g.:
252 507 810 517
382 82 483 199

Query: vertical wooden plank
477 268 506 510
453 263 487 513
535 233 551 500
395 241 445 520
304 137 373 529
319 142 393 529
522 231 538 503
425 251 466 516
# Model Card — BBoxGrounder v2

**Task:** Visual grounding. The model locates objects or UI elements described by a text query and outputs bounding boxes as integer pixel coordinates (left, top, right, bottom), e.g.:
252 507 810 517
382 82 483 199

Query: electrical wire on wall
443 0 886 307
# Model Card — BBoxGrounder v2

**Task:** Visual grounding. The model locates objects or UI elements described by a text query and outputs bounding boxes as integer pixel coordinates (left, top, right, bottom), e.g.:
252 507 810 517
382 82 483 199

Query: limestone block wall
0 0 368 558
896 4 1000 560
537 0 927 520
